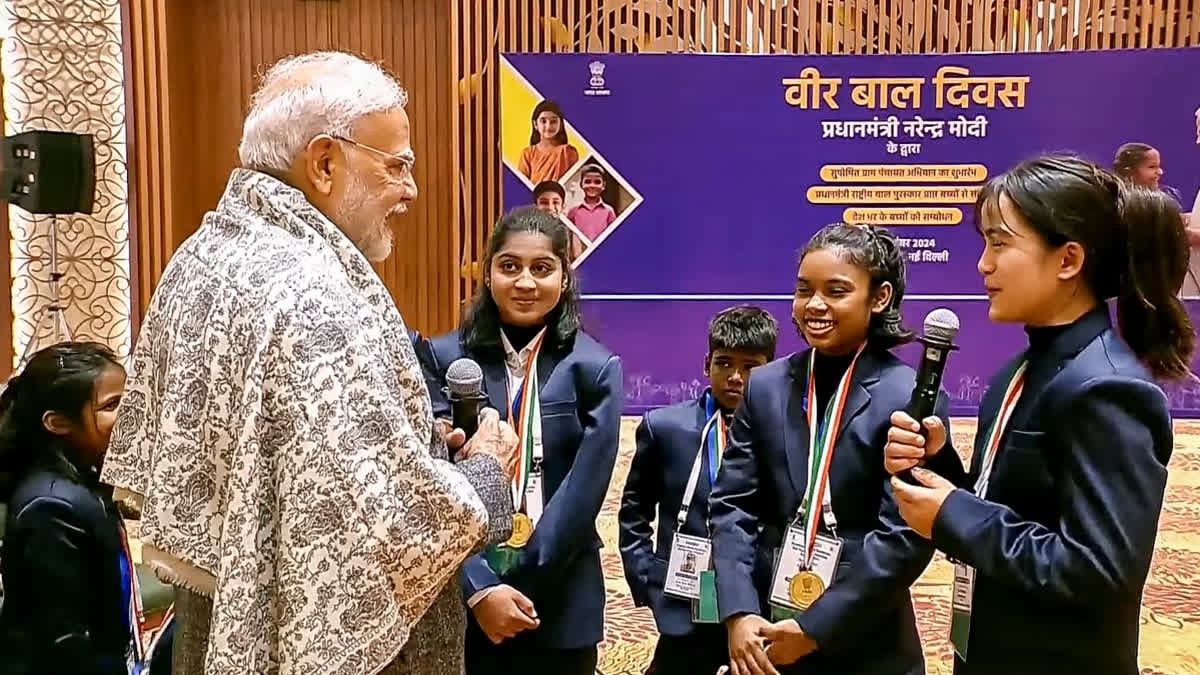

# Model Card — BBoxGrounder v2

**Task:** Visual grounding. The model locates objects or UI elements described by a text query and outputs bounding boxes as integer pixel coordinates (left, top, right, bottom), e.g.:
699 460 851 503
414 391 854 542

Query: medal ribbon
951 360 1027 661
704 392 727 486
145 604 175 664
509 329 547 509
798 343 866 567
972 361 1028 498
119 525 146 672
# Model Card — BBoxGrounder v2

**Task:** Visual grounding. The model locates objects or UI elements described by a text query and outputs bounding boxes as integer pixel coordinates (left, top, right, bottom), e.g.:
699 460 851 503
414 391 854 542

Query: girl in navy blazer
419 207 622 675
711 223 953 675
886 155 1193 675
0 343 136 675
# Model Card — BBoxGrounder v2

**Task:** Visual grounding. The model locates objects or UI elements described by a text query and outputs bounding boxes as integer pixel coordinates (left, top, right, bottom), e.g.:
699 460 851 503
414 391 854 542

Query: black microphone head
446 358 484 397
923 308 960 344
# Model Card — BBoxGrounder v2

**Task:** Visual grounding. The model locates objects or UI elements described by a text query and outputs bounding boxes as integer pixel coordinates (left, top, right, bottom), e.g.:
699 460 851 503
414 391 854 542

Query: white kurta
1186 187 1200 297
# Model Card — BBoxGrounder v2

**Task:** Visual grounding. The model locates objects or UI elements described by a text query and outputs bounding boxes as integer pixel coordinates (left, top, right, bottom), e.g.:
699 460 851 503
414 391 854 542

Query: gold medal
506 512 533 548
789 570 825 609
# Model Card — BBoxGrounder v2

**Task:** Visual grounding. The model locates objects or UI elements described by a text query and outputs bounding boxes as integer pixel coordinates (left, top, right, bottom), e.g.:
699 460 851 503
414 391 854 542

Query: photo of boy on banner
532 180 565 217
561 157 638 260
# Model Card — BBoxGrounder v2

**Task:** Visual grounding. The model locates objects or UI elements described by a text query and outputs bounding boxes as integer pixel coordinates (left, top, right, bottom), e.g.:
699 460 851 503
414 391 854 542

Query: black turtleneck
501 322 543 352
1014 305 1110 415
813 350 855 421
1025 322 1073 356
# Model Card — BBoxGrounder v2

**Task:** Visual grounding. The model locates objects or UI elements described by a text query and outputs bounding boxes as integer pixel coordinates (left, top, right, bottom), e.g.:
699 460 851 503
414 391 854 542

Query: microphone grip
897 342 949 485
896 394 932 486
449 393 488 440
905 387 939 424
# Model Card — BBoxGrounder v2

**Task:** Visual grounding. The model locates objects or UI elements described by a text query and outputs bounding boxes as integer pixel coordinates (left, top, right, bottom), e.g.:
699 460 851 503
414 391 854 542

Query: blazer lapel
535 344 566 403
781 348 878 502
834 349 879 440
971 354 1028 475
481 360 509 420
783 351 813 502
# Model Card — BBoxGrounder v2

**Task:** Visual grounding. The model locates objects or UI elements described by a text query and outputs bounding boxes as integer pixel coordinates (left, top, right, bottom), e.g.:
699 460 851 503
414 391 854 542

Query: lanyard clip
821 498 839 540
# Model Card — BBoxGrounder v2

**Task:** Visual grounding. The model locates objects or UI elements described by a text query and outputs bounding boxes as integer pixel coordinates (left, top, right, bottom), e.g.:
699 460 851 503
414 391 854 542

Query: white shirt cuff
467 585 503 608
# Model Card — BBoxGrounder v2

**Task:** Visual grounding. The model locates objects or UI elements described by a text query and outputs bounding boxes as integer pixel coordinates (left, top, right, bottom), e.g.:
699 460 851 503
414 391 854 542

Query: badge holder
483 547 522 576
768 543 807 623
950 560 975 660
691 553 720 623
768 512 842 623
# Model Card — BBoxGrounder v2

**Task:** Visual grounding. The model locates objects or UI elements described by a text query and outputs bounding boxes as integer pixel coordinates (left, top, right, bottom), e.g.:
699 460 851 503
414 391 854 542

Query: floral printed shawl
101 169 490 675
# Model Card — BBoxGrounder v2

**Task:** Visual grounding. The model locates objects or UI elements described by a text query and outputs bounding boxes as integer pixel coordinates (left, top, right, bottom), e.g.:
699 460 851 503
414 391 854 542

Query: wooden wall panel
122 0 459 337
453 0 1200 303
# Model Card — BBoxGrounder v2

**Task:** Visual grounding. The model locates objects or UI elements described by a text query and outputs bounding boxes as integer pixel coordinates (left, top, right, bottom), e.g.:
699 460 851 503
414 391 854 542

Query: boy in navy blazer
620 306 779 675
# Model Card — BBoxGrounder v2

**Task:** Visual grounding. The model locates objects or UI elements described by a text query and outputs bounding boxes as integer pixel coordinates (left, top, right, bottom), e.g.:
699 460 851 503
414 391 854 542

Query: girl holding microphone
887 155 1192 674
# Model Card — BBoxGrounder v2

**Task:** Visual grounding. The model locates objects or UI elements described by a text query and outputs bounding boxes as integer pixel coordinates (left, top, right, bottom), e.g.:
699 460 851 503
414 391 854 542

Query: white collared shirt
500 329 539 412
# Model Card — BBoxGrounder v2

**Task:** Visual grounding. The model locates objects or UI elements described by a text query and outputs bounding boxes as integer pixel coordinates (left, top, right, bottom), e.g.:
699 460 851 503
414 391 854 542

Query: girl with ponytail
1111 142 1164 191
885 155 1191 674
0 342 140 675
711 223 954 673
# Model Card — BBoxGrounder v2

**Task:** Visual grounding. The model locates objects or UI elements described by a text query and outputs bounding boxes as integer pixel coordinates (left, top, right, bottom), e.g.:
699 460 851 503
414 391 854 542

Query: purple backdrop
501 49 1200 417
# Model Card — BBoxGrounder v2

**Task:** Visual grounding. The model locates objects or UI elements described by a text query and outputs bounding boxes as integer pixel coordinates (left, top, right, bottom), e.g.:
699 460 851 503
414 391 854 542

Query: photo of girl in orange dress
519 100 580 184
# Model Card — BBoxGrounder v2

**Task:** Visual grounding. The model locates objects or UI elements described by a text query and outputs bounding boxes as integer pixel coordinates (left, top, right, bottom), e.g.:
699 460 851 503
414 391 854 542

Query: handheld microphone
445 358 489 439
899 308 960 484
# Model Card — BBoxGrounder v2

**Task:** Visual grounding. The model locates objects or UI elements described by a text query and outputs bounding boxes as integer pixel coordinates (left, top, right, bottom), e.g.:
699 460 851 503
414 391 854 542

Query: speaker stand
16 214 73 368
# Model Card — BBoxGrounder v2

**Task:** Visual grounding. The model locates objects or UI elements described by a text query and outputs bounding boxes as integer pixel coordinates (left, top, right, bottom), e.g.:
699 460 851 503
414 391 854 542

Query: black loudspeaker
1 130 95 215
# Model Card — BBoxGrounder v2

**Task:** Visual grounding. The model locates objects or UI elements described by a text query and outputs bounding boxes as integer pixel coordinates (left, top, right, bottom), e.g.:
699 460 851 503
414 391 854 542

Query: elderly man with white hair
101 51 518 675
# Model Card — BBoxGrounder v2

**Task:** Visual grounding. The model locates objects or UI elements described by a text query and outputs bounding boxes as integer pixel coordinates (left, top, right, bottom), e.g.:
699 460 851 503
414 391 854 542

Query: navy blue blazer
0 468 132 675
928 309 1171 674
420 329 622 649
710 346 951 674
619 392 727 638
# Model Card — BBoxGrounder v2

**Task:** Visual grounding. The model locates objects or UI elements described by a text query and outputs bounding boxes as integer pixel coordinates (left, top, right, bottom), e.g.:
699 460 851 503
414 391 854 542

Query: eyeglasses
329 134 415 182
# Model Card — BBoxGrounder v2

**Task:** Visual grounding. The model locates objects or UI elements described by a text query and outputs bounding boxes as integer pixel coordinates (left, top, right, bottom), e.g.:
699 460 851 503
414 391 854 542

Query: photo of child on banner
519 100 580 184
560 157 637 260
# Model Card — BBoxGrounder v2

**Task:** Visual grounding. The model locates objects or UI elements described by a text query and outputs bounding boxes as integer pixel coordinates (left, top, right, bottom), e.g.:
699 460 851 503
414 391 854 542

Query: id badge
663 533 713 600
950 562 976 660
768 527 842 612
691 570 720 623
524 469 544 524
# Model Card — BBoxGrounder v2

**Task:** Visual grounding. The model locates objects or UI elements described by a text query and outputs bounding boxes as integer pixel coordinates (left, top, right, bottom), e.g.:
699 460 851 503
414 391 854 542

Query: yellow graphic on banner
500 55 597 181
499 55 644 269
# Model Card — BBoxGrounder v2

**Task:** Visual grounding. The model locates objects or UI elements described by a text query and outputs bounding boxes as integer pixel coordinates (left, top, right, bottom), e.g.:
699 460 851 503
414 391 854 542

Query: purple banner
499 49 1200 417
